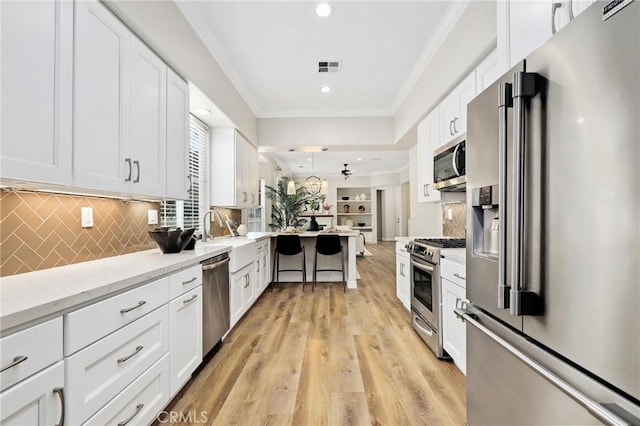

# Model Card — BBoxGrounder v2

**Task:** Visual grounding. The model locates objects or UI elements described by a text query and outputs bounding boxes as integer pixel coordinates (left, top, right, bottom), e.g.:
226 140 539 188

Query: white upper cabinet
0 0 73 185
416 109 442 203
73 0 189 199
129 36 167 198
73 0 131 194
475 49 502 94
439 71 476 147
166 69 191 200
210 129 258 208
505 0 595 68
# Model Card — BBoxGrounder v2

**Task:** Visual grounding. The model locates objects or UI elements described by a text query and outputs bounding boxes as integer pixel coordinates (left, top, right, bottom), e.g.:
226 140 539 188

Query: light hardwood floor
160 242 466 425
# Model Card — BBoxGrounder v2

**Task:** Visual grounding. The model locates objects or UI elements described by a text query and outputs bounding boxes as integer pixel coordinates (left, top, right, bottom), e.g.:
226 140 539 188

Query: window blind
161 115 209 230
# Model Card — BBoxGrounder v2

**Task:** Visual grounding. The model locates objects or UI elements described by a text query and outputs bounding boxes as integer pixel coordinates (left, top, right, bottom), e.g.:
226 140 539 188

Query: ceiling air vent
318 61 341 73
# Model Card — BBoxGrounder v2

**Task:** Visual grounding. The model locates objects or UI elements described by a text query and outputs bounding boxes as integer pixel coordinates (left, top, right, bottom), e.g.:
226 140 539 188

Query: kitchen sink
199 238 256 273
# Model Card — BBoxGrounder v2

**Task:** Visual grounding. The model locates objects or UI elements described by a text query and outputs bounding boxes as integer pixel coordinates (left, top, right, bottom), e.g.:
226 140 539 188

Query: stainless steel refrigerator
459 0 640 424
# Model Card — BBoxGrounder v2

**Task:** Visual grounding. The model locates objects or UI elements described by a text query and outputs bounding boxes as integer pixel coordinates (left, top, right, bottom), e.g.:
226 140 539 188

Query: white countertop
0 244 232 333
269 231 359 237
441 248 466 264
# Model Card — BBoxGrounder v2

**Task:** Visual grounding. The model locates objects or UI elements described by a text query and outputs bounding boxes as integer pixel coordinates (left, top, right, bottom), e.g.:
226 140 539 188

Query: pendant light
304 153 322 194
286 175 296 195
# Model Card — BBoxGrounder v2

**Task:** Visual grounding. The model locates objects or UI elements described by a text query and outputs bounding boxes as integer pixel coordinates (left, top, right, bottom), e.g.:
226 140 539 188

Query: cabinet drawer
256 240 269 252
441 258 466 288
66 305 169 425
82 354 170 426
64 277 169 355
0 317 62 392
168 264 202 299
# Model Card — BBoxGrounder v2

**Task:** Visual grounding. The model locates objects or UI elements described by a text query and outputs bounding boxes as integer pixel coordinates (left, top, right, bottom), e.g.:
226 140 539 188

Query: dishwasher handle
202 257 230 271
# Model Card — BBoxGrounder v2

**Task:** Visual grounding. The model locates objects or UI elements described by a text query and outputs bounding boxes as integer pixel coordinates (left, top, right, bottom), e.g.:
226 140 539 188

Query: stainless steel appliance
201 253 230 357
408 237 466 358
458 1 640 424
433 134 466 191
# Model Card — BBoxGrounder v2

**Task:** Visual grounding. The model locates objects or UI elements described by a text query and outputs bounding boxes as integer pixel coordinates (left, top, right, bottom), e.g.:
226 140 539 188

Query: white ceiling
178 1 462 176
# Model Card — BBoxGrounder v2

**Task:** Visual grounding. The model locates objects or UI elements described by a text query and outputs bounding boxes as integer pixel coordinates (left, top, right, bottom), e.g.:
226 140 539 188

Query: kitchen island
270 231 359 289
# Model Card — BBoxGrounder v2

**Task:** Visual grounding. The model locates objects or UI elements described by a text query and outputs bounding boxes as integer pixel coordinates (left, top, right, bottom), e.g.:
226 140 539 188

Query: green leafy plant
266 176 314 230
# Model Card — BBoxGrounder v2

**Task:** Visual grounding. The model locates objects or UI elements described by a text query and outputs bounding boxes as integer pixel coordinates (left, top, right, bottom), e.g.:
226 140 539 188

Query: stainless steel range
407 237 465 358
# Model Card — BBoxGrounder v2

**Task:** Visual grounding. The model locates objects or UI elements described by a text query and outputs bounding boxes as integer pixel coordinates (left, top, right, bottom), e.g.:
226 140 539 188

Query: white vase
236 224 248 236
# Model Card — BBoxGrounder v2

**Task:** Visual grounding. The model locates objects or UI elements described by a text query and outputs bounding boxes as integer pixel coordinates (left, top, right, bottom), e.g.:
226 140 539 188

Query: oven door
410 255 439 328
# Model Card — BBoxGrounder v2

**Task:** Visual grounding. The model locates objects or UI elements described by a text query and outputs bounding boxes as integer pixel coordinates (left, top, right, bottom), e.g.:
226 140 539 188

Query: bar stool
271 235 307 291
313 234 346 292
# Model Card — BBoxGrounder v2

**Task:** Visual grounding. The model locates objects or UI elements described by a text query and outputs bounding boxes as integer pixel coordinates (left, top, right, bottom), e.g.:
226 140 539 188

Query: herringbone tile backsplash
0 190 159 277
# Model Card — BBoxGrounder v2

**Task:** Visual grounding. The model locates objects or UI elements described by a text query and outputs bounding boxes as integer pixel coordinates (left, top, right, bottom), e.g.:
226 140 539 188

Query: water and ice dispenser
471 185 499 258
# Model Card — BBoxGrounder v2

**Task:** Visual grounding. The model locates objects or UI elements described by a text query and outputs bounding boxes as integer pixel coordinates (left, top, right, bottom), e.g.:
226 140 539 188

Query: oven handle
413 314 434 336
410 257 435 273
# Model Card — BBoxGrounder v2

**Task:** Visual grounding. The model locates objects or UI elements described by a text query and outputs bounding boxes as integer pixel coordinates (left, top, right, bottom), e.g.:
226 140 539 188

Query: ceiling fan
341 163 352 179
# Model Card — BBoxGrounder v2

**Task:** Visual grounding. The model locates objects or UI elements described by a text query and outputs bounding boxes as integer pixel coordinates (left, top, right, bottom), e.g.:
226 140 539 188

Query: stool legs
313 246 346 292
270 251 278 291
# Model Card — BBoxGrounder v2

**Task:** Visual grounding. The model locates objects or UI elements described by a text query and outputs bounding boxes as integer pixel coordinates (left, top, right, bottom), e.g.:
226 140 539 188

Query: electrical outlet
81 207 93 228
148 209 158 225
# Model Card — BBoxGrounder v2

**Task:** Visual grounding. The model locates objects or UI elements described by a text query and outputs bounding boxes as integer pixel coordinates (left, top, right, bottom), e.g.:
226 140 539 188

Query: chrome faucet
202 208 226 243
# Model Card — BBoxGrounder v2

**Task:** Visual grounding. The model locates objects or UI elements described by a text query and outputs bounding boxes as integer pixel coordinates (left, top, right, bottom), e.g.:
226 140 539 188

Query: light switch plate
148 209 158 225
81 207 93 228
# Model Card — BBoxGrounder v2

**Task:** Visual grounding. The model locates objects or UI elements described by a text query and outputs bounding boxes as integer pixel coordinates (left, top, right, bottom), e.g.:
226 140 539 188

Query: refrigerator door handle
454 301 632 426
497 82 512 309
510 72 543 316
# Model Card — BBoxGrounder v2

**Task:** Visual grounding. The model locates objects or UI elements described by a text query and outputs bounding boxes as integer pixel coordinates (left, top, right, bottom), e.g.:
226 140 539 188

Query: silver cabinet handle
399 263 405 277
0 355 28 372
183 294 198 304
256 260 260 272
53 387 65 426
182 276 198 285
243 191 248 202
263 257 266 267
124 158 132 182
202 257 230 271
423 184 430 197
251 194 255 204
117 345 143 364
120 300 146 314
133 160 140 183
455 302 630 426
551 2 562 34
454 273 466 280
117 403 144 426
452 117 459 134
187 175 192 192
498 82 512 309
449 119 454 136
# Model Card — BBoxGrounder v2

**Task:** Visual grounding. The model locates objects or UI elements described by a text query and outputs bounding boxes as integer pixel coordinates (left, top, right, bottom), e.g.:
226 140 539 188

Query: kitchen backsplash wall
0 190 159 277
442 202 466 238
208 207 242 237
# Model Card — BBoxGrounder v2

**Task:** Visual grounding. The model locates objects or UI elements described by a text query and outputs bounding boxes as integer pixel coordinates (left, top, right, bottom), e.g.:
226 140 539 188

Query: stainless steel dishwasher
201 252 230 357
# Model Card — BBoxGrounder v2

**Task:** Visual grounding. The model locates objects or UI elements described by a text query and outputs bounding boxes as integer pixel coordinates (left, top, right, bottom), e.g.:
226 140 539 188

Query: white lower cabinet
395 243 410 310
0 361 64 426
229 262 255 328
441 257 467 374
169 286 202 396
65 305 169 425
83 354 170 426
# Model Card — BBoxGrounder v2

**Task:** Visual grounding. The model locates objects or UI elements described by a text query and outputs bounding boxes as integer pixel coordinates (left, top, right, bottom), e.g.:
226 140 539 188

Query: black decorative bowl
357 222 366 227
149 227 196 253
341 196 349 200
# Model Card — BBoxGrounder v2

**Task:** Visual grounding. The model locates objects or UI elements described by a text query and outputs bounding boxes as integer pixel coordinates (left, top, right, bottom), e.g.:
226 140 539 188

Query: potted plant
266 176 314 230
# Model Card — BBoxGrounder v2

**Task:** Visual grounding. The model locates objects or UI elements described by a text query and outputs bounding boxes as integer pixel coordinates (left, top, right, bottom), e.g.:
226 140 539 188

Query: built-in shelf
352 226 372 230
337 200 370 202
336 213 370 216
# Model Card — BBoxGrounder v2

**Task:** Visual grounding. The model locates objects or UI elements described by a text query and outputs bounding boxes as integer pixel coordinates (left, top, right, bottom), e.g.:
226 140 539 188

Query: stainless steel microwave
433 134 465 191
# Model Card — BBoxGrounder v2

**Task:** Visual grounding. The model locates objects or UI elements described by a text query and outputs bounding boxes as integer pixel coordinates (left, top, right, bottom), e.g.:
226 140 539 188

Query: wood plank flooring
159 242 466 425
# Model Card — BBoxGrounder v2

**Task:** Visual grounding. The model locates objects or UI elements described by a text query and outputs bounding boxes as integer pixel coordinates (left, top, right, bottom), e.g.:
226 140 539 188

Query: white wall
393 0 497 144
408 145 443 237
258 116 394 148
104 1 258 143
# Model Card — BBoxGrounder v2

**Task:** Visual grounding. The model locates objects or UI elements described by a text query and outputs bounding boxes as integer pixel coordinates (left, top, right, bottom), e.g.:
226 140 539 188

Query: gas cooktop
413 238 466 248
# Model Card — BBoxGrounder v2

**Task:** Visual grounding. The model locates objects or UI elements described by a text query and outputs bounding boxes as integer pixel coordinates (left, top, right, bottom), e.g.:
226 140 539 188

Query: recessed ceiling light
307 158 312 162
320 86 331 93
193 108 211 115
316 3 332 17
357 157 362 161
